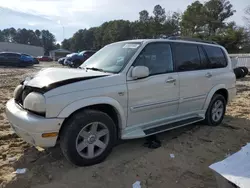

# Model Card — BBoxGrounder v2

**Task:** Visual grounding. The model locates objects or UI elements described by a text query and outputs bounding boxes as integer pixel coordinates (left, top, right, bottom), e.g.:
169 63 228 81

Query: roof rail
167 36 218 45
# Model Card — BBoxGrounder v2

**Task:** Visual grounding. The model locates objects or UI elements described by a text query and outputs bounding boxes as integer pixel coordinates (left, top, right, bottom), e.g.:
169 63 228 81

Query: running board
144 117 203 135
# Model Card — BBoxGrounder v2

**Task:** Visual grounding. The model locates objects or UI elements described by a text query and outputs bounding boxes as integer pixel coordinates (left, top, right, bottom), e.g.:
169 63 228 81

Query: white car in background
6 38 236 166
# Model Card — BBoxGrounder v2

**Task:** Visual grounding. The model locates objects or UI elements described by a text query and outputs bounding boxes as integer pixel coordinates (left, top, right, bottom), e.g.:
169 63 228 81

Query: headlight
23 92 46 113
13 85 23 100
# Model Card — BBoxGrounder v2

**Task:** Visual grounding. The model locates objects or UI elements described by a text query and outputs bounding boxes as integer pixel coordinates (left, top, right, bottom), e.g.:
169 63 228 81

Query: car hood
23 67 111 91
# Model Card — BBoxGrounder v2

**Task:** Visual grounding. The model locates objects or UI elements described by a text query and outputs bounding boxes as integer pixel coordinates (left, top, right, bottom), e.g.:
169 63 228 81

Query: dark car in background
0 52 34 67
37 56 53 62
58 57 66 65
64 51 96 68
62 53 78 66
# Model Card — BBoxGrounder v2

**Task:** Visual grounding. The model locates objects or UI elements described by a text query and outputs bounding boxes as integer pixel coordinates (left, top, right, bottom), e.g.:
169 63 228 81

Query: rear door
172 42 211 115
202 45 229 88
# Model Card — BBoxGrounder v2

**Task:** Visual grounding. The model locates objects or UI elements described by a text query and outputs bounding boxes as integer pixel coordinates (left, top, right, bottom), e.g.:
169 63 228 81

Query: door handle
166 77 176 83
205 72 212 78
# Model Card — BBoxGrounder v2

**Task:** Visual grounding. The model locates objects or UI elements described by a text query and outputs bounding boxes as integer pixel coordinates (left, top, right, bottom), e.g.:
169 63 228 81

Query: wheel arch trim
57 97 126 129
203 84 227 110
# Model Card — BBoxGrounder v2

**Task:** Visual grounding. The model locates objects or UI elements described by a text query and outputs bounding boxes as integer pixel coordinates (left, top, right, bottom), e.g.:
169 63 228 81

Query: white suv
6 39 236 166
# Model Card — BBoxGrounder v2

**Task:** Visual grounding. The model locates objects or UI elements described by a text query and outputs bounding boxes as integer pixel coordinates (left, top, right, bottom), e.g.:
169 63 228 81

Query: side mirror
131 66 149 79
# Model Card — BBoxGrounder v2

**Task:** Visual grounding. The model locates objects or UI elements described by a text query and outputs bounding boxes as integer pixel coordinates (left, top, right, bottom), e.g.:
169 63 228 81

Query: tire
204 94 226 126
60 109 116 166
233 67 244 79
239 67 248 77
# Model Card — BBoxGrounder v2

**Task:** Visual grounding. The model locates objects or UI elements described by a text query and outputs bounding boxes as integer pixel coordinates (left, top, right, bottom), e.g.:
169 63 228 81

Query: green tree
181 1 206 36
61 38 72 50
0 30 4 42
204 0 236 35
211 22 249 53
41 30 56 55
153 5 166 23
139 10 150 23
2 28 17 42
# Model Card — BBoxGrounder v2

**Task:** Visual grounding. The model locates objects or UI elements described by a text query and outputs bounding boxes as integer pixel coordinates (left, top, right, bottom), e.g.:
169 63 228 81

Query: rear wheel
60 109 116 166
204 94 226 126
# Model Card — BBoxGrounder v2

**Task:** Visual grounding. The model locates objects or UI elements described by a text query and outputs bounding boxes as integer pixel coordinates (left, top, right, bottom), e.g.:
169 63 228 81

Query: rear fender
203 84 226 110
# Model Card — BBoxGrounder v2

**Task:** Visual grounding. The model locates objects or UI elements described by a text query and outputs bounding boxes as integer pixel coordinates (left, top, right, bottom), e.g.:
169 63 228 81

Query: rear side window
203 46 227 68
172 43 200 71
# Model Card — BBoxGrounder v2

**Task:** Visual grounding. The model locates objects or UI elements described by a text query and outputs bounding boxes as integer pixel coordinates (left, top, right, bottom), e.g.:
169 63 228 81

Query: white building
49 49 71 60
0 42 44 57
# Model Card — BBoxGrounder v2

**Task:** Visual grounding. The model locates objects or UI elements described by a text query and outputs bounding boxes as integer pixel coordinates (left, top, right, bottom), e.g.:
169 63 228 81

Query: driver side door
126 42 179 128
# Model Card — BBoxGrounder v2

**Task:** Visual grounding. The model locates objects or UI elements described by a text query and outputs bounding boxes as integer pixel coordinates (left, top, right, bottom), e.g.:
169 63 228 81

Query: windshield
80 42 141 73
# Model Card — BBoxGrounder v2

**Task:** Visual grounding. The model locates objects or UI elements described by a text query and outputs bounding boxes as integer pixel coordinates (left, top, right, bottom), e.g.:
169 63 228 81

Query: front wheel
60 109 116 166
204 94 226 126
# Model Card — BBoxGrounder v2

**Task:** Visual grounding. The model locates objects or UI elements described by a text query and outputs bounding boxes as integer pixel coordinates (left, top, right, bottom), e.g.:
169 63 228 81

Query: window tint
133 43 173 75
173 43 200 71
6 53 20 58
198 46 208 69
203 46 227 68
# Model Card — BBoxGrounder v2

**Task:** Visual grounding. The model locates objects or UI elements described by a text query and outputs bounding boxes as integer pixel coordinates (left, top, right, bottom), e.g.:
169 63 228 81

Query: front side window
133 43 173 75
172 43 200 71
81 42 141 73
203 46 227 68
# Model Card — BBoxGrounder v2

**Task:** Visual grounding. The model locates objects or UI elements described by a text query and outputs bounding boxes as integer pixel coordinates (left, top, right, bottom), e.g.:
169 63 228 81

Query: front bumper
6 99 64 147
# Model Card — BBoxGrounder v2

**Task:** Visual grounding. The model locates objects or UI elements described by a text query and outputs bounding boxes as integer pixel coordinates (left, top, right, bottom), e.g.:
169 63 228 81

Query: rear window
203 46 227 68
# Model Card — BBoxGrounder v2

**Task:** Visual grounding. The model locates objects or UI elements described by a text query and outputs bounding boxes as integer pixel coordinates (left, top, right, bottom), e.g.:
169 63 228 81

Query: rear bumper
6 99 64 147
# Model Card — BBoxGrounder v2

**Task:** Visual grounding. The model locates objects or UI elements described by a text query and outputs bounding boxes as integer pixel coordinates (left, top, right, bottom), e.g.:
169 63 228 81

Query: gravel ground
0 62 250 188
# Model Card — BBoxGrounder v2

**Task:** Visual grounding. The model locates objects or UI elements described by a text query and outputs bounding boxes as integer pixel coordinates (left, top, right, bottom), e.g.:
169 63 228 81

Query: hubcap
211 100 224 122
76 122 109 159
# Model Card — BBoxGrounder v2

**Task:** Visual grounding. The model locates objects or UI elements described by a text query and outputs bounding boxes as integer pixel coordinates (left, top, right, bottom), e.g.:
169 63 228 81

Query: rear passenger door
202 45 228 88
172 43 212 115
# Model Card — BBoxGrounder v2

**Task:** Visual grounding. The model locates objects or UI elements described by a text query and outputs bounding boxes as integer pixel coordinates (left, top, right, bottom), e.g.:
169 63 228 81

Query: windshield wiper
86 67 105 72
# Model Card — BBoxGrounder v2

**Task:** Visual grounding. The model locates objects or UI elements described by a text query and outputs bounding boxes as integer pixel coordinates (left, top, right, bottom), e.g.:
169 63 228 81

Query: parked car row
36 56 53 62
58 50 96 68
0 52 39 67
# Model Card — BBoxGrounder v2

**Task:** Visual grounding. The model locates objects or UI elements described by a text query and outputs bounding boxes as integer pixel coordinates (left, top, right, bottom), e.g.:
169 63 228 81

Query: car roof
0 52 21 55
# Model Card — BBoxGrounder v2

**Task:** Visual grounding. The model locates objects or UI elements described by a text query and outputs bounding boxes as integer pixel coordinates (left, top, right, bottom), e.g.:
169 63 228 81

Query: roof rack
167 36 218 45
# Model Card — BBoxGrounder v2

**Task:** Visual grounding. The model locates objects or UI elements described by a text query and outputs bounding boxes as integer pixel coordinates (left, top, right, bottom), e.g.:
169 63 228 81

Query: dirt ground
0 62 250 188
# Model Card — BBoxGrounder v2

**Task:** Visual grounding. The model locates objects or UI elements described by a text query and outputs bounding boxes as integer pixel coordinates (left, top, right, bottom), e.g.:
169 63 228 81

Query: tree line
62 0 250 53
0 28 57 55
0 0 249 54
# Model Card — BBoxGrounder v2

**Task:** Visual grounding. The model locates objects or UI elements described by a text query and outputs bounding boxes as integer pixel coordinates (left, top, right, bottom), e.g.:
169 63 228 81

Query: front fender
203 84 226 110
57 97 126 129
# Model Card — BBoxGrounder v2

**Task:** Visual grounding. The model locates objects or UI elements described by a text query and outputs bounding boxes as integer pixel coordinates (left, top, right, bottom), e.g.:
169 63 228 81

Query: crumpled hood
24 67 111 90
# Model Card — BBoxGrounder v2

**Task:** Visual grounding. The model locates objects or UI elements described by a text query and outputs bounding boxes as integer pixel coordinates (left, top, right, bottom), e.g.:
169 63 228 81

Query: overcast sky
0 0 249 42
